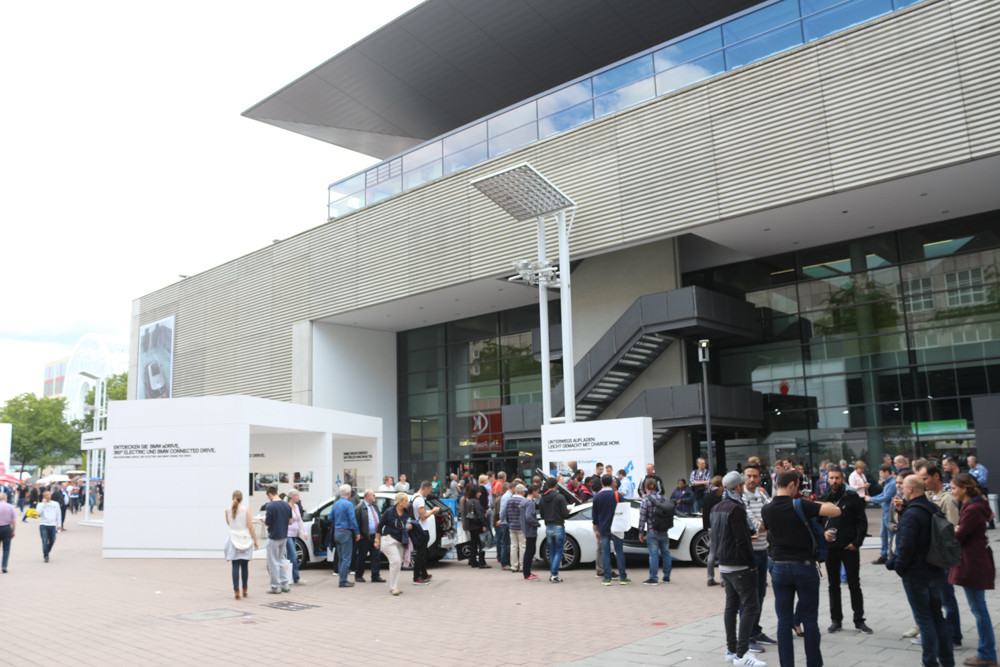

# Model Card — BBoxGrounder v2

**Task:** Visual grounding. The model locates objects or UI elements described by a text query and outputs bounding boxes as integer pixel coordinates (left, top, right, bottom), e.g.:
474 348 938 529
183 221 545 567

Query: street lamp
78 370 107 523
472 164 577 424
698 340 714 480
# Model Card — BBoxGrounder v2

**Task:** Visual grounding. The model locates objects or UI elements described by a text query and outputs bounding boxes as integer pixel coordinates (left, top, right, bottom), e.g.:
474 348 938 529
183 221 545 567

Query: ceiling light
842 409 850 414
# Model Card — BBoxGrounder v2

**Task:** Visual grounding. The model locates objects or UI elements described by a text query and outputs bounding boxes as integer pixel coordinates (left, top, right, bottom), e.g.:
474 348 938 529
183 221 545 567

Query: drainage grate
173 609 246 622
261 601 319 612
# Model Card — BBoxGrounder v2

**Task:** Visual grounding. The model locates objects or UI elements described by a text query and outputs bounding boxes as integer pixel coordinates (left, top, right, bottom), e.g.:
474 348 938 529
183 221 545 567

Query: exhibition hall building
127 0 1000 493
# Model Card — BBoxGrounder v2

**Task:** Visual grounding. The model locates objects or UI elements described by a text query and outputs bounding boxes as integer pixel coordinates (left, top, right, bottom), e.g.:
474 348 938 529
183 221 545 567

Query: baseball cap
722 471 748 490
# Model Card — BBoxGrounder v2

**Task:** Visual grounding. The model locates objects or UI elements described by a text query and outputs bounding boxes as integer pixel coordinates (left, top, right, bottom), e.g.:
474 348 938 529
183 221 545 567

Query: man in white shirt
377 476 395 492
741 463 774 649
394 474 411 493
410 481 438 585
37 490 61 562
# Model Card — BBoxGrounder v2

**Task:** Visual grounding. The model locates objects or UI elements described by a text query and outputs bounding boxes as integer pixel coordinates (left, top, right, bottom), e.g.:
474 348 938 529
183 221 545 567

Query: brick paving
2 509 996 667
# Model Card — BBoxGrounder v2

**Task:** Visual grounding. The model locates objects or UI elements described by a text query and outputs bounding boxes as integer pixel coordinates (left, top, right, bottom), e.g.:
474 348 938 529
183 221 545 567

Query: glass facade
397 304 562 482
685 211 1000 473
329 0 923 219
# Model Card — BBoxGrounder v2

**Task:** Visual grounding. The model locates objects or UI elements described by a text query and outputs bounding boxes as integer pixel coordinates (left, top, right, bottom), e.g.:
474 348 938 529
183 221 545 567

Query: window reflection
654 28 723 71
723 0 800 45
538 80 592 117
592 56 654 96
403 160 443 189
443 123 487 155
594 77 655 118
539 101 593 138
443 142 488 175
367 176 402 204
488 122 538 157
488 102 537 137
803 0 892 42
402 141 442 172
725 22 804 70
656 52 726 95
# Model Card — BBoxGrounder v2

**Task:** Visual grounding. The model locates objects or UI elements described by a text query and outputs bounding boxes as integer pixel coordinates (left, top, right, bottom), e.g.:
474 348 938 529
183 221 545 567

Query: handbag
479 530 495 550
229 528 254 551
611 498 631 537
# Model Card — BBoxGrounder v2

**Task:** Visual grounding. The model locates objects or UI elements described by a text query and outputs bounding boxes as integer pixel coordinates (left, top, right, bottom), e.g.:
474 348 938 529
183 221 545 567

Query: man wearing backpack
917 462 963 650
888 475 956 667
762 470 841 667
638 477 673 585
818 468 871 635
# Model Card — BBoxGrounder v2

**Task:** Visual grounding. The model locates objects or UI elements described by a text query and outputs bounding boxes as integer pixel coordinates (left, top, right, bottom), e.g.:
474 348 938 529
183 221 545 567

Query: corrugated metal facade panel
135 0 997 401
951 0 1000 157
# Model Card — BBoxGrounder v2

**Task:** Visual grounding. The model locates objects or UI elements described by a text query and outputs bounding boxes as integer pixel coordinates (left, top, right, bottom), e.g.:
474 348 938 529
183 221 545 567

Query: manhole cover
173 609 246 622
261 601 319 612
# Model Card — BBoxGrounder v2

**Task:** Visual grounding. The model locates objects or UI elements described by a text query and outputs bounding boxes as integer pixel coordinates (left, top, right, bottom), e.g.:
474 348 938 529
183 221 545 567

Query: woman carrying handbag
463 484 488 568
224 490 258 600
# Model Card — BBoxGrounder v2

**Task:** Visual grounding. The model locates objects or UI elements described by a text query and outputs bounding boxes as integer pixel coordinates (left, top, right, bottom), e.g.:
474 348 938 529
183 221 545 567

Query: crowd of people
0 477 104 571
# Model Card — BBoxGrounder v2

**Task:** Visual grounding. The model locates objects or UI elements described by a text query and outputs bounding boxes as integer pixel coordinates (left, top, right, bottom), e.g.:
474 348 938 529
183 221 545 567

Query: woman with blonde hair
224 489 258 600
849 460 870 500
375 492 413 596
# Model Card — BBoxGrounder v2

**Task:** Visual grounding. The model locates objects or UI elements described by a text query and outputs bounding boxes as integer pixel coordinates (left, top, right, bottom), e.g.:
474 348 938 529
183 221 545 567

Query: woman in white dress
225 490 258 600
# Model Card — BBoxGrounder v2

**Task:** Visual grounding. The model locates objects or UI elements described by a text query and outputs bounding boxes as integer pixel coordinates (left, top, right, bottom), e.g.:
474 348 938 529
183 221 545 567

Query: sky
0 0 422 405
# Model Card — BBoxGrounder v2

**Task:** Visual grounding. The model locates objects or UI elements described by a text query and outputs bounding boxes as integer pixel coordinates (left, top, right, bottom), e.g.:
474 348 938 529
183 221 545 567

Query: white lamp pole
472 164 577 425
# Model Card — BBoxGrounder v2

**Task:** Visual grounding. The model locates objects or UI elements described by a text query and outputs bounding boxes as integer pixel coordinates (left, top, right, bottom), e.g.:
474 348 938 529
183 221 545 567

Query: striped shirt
742 486 770 552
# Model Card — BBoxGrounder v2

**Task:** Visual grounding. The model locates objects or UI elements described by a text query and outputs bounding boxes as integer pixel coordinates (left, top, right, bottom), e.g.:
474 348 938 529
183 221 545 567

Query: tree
83 371 128 409
0 393 83 475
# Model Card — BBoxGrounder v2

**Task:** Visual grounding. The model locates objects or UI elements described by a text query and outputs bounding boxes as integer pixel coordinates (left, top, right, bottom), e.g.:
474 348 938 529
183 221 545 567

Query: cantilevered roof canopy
242 0 761 159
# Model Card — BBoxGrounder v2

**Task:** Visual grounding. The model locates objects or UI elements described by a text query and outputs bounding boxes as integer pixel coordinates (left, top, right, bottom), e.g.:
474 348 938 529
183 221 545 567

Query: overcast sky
0 1 422 404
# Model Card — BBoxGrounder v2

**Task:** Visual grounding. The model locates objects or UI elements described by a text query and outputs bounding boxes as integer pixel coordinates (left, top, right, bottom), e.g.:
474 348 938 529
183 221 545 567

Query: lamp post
472 164 577 425
698 340 714 480
78 371 107 523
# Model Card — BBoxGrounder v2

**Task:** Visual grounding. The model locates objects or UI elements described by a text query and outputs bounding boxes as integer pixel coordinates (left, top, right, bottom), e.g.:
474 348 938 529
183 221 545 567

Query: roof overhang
242 0 763 159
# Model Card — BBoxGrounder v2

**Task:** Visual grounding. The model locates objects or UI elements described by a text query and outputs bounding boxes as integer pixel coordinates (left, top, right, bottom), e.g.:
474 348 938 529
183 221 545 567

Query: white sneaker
735 655 766 666
724 652 736 663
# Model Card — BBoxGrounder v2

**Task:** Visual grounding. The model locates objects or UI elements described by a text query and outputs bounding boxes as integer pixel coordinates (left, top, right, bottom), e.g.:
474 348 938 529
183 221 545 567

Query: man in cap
712 471 766 666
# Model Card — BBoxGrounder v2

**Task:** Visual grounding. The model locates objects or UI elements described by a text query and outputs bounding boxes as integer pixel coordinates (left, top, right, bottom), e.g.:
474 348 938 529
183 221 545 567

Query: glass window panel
718 344 803 386
403 325 445 352
655 52 726 95
725 22 804 70
899 212 1000 263
893 0 923 7
906 289 1000 331
593 55 654 96
746 284 799 315
800 235 898 278
443 141 488 175
329 193 365 218
488 122 538 157
407 369 445 395
402 141 442 172
403 160 443 190
404 391 448 417
407 347 445 373
367 176 401 204
723 0 800 45
803 0 892 42
802 300 905 340
807 332 908 373
710 254 798 293
487 102 537 137
538 100 593 138
594 77 655 118
329 174 366 198
537 80 592 117
448 314 498 344
798 268 901 313
654 28 723 71
443 123 487 155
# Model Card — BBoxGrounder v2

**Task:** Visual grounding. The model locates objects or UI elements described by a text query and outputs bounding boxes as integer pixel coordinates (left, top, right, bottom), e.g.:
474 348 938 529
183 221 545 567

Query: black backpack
651 497 675 532
917 504 962 569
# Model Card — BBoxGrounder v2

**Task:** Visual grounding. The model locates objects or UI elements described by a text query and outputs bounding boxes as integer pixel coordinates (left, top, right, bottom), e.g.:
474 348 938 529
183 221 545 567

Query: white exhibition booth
102 395 381 558
541 417 654 490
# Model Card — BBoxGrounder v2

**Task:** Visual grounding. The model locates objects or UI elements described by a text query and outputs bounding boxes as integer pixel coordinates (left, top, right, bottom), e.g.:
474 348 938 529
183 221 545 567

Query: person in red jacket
949 473 996 667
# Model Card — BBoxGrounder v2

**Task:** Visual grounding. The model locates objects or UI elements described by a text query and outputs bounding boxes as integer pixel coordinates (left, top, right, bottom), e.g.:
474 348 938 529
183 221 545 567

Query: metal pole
702 360 714 480
538 217 552 425
83 450 91 522
557 209 575 423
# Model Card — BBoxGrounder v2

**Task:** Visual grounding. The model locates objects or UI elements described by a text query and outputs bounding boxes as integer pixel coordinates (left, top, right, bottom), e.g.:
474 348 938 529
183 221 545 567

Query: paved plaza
1 509 997 667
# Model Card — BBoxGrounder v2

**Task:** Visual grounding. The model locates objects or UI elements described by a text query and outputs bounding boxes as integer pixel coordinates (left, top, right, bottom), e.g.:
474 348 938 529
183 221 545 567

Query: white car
287 492 458 568
535 497 710 570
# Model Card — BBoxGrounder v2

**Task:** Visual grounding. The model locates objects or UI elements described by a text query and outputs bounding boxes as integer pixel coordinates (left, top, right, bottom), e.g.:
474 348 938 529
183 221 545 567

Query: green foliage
83 371 128 407
812 276 900 337
0 393 83 471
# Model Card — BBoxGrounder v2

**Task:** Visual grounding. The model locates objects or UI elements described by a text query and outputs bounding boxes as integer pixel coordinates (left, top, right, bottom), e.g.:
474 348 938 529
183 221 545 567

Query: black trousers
468 527 485 566
523 536 537 578
354 535 381 578
412 530 428 580
825 548 865 624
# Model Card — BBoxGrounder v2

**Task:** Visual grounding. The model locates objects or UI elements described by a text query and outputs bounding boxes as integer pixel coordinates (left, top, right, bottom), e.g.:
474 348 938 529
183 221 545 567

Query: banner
541 417 653 490
137 316 174 399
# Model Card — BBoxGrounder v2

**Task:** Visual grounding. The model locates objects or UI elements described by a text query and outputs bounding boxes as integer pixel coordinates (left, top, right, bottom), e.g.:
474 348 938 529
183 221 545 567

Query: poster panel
137 316 175 400
542 417 653 492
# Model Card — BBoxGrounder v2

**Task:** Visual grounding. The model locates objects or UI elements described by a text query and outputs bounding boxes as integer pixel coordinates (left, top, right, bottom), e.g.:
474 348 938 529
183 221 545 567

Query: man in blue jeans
494 482 512 570
762 470 842 667
328 484 360 588
638 478 672 585
592 474 630 586
867 464 896 565
541 477 570 582
888 475 955 667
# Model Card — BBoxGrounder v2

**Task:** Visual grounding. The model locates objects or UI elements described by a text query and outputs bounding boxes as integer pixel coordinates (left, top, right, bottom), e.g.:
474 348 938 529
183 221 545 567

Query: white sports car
536 498 709 570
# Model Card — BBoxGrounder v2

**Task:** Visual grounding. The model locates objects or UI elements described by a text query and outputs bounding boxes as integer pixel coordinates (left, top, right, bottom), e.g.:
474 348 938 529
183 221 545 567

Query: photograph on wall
294 471 313 483
137 315 175 400
249 473 255 495
547 460 578 478
343 468 357 489
295 483 310 493
254 473 277 489
278 472 289 483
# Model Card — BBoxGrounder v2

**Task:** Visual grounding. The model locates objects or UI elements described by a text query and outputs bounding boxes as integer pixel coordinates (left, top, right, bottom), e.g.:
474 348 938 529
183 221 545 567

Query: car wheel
691 529 710 567
539 535 580 570
295 538 308 568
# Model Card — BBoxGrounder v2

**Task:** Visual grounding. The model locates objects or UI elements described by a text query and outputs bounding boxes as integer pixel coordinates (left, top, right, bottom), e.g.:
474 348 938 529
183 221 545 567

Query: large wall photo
137 316 174 400
542 418 653 490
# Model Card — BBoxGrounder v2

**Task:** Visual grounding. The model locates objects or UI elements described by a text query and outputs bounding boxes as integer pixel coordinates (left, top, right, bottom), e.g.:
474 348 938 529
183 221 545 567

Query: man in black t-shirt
761 471 841 667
